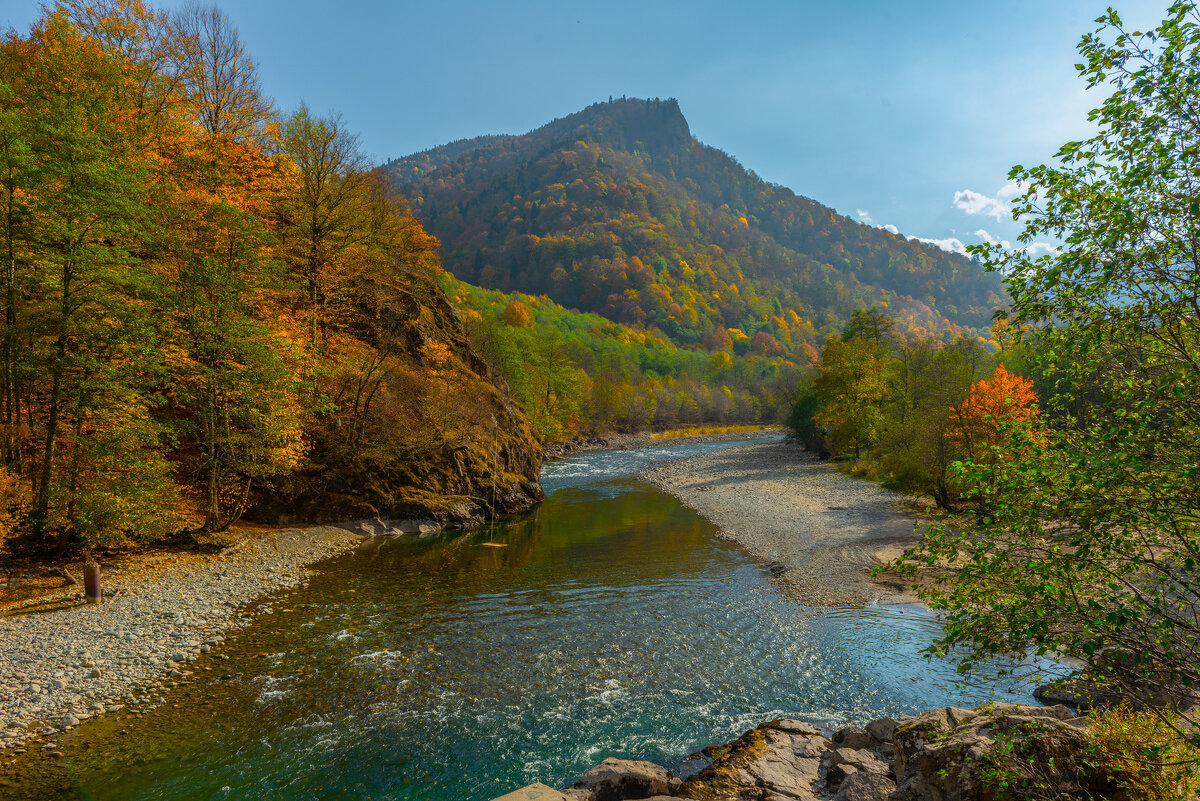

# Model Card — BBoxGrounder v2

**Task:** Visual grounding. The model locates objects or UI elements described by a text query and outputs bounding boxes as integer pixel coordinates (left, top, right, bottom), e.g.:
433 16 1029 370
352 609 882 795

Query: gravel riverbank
641 439 923 605
0 525 362 753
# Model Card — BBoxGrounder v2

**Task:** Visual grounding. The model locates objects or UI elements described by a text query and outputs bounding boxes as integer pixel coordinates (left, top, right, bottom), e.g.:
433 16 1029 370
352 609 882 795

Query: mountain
384 98 1005 356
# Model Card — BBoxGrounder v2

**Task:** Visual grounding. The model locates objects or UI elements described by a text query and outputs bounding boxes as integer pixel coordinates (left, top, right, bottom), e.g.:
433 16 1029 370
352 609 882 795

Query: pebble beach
641 439 924 605
0 525 362 755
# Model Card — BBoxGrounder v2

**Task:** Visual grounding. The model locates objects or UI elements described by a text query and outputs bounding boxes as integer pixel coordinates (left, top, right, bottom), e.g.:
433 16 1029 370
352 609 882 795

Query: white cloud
996 180 1031 199
974 228 1012 249
974 228 1057 257
856 208 900 236
916 236 968 255
953 189 1010 220
1021 242 1058 257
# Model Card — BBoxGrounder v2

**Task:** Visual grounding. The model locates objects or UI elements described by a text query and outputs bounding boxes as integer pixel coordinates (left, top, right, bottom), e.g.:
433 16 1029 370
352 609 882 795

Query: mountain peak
539 96 691 158
385 99 1003 344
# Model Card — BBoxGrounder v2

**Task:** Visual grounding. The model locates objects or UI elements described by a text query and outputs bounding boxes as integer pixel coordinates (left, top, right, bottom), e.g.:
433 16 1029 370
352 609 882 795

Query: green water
1 439 1048 800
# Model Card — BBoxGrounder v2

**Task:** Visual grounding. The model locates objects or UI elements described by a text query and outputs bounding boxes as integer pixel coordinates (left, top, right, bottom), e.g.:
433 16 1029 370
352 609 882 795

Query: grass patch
648 424 783 442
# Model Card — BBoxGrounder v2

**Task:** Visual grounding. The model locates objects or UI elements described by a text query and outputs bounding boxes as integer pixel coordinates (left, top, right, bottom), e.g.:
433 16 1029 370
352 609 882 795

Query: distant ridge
385 98 1004 352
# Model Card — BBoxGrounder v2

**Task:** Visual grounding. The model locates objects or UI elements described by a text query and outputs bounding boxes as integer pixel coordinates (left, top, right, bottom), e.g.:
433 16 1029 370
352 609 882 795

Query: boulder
675 718 829 800
491 784 573 801
569 758 678 801
823 744 892 795
863 717 897 744
834 771 896 801
832 726 875 750
890 703 1117 801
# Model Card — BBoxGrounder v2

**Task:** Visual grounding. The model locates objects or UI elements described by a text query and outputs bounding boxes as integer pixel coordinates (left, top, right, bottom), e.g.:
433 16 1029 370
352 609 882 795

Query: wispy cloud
953 189 1010 220
1021 242 1058 257
880 223 899 234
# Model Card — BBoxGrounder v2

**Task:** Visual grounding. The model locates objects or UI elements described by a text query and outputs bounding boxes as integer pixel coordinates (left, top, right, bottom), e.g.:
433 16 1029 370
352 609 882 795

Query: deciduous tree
897 1 1200 729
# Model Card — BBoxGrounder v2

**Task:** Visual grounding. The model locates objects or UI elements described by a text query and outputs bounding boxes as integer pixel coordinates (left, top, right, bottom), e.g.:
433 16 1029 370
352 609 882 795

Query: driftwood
49 566 78 586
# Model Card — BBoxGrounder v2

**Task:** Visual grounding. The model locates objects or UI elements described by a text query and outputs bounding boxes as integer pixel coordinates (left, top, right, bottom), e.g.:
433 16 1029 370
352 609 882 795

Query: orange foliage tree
946 364 1039 462
503 299 535 329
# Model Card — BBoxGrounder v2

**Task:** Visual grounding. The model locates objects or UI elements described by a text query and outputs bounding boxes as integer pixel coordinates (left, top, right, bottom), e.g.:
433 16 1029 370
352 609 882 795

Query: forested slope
386 98 1006 356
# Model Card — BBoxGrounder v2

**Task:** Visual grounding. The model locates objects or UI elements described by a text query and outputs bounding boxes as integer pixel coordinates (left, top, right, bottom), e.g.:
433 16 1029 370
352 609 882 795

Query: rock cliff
248 269 543 528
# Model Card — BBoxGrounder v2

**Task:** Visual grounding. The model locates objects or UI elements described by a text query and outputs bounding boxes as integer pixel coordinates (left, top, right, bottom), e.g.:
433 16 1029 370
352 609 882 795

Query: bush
1086 706 1200 801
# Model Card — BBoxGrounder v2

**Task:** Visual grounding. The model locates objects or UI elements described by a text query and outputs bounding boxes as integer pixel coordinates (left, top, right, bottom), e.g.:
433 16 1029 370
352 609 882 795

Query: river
4 438 1046 800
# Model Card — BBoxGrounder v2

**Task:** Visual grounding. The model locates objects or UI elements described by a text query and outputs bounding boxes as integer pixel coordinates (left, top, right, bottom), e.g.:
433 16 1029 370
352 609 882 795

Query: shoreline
640 439 924 606
0 431 913 757
0 525 364 753
0 428 784 756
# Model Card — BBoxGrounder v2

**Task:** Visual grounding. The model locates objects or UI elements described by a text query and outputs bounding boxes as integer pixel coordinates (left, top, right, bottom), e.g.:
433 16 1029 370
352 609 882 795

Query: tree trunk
204 377 220 532
34 325 68 536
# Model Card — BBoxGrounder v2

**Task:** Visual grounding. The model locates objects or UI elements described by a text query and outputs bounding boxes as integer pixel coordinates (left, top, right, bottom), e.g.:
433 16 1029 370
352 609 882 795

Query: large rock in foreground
494 703 1141 801
566 758 681 800
890 703 1111 801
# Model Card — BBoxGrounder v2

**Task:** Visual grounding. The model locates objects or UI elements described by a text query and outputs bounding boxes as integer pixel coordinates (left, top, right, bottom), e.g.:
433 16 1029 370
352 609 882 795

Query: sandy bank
641 439 922 605
0 525 363 752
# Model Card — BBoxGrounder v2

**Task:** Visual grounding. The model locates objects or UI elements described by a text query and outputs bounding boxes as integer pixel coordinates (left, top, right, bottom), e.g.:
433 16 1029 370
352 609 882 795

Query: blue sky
5 1 1171 254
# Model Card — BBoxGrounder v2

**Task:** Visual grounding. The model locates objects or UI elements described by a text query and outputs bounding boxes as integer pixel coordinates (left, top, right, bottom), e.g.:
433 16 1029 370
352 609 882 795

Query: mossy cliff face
248 269 543 527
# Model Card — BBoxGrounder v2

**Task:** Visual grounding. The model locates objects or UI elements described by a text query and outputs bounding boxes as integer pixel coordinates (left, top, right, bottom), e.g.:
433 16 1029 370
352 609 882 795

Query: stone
490 783 573 801
169 652 186 662
60 714 78 728
677 719 828 800
825 761 858 790
833 726 875 750
834 772 896 801
570 758 676 801
829 747 888 774
863 717 897 744
48 678 66 691
890 704 1115 801
767 718 823 736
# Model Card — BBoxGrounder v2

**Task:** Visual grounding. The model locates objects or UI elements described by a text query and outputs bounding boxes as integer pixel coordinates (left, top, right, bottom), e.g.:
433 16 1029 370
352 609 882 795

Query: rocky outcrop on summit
531 703 1137 801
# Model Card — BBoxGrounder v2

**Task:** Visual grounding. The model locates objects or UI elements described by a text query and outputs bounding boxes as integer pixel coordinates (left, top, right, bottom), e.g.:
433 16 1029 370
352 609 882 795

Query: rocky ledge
497 703 1136 801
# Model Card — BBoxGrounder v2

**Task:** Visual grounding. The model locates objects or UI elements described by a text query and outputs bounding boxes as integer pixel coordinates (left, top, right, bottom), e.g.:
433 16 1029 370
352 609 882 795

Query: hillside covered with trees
0 2 542 554
386 98 1007 358
444 277 801 442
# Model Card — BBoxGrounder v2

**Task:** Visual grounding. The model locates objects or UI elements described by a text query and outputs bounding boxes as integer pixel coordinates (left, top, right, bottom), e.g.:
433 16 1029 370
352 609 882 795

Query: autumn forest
3 0 1200 798
0 0 1025 555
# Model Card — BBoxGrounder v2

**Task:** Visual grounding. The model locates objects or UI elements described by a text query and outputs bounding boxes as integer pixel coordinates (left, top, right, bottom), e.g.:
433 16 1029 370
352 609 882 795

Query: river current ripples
8 438 1052 801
